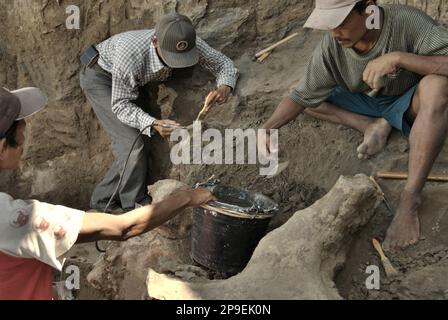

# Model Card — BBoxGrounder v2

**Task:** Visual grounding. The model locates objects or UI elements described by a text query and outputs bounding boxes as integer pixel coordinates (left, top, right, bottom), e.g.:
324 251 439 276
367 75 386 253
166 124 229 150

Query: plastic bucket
191 184 279 274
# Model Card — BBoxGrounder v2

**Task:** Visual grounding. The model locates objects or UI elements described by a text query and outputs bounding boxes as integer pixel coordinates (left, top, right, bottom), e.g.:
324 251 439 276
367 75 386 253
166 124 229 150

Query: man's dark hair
2 121 19 148
354 0 377 14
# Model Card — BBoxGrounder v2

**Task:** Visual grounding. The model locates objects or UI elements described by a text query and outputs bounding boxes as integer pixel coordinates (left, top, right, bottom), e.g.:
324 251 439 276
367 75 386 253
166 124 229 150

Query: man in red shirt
0 87 215 300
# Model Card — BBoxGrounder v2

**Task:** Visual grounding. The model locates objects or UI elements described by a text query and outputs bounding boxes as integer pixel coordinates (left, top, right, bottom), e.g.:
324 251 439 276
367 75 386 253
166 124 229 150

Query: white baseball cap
304 0 363 30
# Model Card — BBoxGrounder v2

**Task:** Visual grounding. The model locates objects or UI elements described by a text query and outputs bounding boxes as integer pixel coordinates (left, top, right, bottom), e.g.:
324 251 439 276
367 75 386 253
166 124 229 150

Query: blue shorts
326 85 418 137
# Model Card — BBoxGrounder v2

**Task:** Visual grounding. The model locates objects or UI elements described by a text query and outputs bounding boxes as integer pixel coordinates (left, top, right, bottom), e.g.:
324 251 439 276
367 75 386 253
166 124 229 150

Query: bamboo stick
255 32 299 58
369 176 394 214
257 51 272 63
377 172 448 182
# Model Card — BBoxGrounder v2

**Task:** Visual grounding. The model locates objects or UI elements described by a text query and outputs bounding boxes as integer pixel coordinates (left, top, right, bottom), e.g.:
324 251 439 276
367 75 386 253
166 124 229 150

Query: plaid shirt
96 29 239 136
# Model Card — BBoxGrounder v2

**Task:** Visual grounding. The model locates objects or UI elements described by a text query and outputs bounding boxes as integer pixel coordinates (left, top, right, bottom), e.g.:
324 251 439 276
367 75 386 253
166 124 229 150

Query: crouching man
80 13 239 213
260 0 448 251
0 87 215 300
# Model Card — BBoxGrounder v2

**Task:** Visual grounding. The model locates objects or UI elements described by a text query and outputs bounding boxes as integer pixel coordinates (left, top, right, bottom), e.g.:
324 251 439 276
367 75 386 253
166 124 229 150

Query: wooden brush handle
196 92 216 121
257 51 271 62
372 239 386 260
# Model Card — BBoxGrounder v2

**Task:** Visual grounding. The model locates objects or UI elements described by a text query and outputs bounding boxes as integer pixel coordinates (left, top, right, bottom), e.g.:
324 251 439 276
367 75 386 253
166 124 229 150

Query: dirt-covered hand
257 130 278 159
153 119 181 138
207 85 232 106
363 52 401 91
187 188 217 208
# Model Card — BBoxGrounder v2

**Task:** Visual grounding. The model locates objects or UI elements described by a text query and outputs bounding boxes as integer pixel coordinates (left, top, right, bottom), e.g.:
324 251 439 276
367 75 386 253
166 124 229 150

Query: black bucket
191 183 279 275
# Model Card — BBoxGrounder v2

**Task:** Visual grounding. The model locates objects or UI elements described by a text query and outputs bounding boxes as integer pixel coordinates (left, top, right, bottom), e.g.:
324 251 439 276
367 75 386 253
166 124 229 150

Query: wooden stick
369 176 385 197
377 172 448 182
257 51 272 63
255 32 299 58
369 176 393 214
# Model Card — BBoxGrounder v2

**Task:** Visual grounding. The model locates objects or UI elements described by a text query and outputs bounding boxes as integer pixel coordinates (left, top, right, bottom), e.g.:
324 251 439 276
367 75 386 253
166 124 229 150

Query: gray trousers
80 64 150 210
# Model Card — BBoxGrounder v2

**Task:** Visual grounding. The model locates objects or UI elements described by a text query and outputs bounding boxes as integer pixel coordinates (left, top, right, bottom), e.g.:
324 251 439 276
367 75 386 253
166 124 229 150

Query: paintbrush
372 238 399 278
196 91 216 121
159 92 216 133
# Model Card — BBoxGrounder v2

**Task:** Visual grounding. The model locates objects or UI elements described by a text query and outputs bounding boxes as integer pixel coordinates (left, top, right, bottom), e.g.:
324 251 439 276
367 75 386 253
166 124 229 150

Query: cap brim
11 87 47 120
304 3 357 30
159 47 199 68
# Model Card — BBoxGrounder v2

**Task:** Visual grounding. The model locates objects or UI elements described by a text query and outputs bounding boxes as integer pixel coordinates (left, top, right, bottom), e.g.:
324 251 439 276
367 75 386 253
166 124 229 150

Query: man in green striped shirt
260 0 448 251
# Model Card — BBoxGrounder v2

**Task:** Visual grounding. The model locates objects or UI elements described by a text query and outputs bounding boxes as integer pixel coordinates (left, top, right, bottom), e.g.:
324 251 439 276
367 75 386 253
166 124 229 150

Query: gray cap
0 87 47 137
155 13 199 68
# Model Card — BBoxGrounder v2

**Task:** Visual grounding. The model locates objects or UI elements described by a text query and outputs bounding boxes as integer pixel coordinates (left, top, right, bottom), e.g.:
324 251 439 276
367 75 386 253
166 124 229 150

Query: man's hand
257 97 304 158
153 119 181 138
186 188 217 208
363 52 401 91
207 85 232 106
257 130 278 159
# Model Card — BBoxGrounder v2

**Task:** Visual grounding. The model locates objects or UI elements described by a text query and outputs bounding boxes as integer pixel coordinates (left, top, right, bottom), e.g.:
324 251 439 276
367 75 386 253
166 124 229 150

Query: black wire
95 240 107 253
95 124 153 253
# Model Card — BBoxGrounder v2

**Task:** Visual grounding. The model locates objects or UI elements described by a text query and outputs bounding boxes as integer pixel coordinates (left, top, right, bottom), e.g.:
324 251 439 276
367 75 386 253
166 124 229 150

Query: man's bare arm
364 52 448 91
397 53 448 77
262 97 305 130
76 189 216 243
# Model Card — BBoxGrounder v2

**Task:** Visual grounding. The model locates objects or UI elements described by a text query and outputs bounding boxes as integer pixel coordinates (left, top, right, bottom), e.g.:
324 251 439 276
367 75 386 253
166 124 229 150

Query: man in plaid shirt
80 13 239 213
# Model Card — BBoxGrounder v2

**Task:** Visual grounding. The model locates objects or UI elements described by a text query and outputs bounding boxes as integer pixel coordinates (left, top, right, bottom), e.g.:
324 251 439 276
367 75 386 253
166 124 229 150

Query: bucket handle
201 204 274 220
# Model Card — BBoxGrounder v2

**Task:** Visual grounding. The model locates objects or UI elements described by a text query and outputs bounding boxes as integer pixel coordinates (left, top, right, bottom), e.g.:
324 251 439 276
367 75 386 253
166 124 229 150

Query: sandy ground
66 33 448 299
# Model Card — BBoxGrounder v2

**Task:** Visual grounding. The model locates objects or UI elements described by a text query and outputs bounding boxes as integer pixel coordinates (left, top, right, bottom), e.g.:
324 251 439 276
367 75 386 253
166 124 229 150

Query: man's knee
417 75 448 113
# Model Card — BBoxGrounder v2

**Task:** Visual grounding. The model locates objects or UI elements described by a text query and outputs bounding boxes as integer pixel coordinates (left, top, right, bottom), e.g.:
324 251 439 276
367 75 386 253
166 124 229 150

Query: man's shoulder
113 30 155 72
0 192 17 208
99 29 153 47
385 4 437 25
0 193 32 227
115 29 155 51
0 192 13 200
116 29 155 40
315 33 338 58
0 193 29 248
0 192 32 207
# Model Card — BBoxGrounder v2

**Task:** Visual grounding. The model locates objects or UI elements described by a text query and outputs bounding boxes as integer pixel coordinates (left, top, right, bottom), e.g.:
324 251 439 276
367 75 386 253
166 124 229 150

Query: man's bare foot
357 118 392 160
383 191 421 252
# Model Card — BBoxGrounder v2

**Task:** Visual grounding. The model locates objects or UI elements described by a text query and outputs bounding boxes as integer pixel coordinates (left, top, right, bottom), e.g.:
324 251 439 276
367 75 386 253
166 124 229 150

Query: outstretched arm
258 97 305 157
76 189 216 243
262 97 305 131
